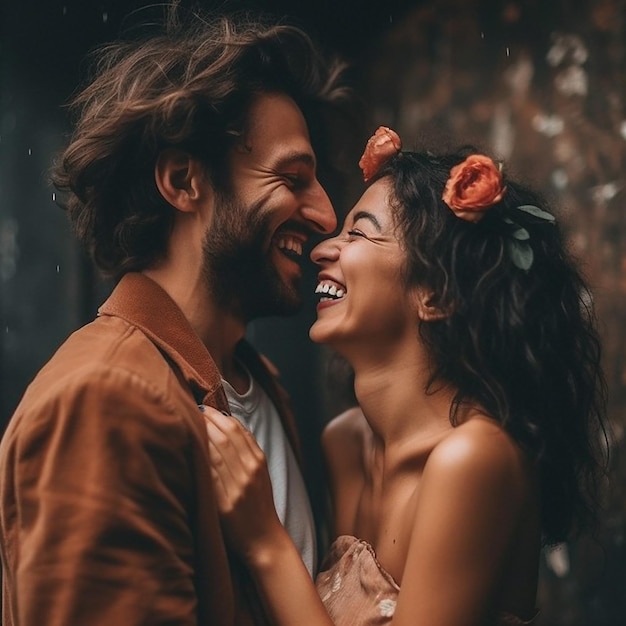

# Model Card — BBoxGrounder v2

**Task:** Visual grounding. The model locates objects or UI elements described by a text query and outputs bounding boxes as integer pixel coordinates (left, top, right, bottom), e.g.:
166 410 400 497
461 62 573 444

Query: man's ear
414 287 449 322
155 148 209 213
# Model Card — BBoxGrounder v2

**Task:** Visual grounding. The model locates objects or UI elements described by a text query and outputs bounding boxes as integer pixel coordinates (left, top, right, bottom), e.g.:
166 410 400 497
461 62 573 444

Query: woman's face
309 178 419 350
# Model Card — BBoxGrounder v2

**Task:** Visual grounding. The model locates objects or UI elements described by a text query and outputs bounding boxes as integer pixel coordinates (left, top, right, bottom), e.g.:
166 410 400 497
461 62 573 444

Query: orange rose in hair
358 126 402 182
442 154 506 223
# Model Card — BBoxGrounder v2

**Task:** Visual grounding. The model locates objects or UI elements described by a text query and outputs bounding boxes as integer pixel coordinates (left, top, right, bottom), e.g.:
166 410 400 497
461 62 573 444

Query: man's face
202 93 337 322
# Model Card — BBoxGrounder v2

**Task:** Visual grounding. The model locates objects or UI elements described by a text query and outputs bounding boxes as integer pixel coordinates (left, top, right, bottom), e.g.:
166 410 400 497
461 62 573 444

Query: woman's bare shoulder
322 405 368 441
321 406 369 474
424 417 533 501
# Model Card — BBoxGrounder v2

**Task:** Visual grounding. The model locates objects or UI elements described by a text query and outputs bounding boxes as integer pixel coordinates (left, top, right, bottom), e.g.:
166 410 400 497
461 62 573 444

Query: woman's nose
310 234 340 265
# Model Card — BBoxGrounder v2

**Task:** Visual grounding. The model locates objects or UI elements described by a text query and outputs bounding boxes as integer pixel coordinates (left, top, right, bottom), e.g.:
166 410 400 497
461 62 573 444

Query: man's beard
202 193 303 322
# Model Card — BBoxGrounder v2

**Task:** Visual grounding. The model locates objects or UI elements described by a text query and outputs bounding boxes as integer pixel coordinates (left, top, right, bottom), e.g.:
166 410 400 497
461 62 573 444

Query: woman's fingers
203 405 274 518
207 435 231 510
204 408 261 469
202 405 282 557
205 410 251 491
204 406 263 455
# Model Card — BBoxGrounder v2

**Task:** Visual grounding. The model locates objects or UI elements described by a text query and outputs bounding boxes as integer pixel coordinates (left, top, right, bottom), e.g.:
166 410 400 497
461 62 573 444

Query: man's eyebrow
352 211 382 232
274 151 316 170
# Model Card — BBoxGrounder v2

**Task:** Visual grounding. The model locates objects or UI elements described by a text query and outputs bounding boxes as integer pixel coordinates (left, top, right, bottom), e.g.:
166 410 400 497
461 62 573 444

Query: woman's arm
205 407 334 626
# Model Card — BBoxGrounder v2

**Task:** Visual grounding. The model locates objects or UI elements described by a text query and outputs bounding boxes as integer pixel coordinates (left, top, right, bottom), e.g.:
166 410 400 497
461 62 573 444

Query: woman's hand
203 406 284 562
204 406 334 626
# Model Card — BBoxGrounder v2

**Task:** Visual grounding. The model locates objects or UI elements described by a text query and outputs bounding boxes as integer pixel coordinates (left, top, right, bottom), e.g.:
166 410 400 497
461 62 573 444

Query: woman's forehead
347 179 393 222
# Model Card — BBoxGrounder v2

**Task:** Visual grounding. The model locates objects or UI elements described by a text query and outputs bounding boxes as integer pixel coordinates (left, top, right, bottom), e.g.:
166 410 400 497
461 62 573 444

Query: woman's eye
347 229 367 239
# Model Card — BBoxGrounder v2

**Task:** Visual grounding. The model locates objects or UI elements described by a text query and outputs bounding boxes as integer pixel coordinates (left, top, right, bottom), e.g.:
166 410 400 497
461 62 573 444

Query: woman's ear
155 148 210 213
414 287 449 322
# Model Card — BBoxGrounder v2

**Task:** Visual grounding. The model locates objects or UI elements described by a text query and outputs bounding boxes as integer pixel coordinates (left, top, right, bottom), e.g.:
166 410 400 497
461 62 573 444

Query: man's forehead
242 93 314 156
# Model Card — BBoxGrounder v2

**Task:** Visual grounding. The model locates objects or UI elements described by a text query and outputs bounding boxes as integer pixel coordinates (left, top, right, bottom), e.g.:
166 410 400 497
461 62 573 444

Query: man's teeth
315 282 345 301
277 236 303 256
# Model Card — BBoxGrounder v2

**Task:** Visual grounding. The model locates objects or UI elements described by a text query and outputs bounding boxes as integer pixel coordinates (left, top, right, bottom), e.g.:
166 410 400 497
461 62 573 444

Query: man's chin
242 285 303 321
270 271 303 313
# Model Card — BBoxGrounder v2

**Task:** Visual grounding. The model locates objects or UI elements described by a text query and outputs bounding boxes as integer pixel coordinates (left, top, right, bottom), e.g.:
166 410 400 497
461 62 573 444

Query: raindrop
52 192 56 202
532 113 564 137
103 12 108 24
5 326 8 334
62 5 67 16
555 66 588 97
481 32 485 39
56 265 60 273
545 543 570 577
389 15 393 23
591 182 620 203
552 169 568 190
620 120 626 140
506 47 510 57
28 148 32 156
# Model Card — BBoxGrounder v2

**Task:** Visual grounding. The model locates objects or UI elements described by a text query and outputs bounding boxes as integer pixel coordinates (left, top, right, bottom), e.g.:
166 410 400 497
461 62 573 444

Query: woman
205 127 608 625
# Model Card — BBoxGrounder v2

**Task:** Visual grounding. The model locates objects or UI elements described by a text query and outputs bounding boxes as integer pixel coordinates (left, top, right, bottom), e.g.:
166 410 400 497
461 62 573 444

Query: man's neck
142 267 247 385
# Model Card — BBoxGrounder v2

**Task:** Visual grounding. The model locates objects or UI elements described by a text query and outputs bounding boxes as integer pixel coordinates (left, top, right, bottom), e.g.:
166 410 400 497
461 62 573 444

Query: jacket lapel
98 272 230 412
99 273 302 466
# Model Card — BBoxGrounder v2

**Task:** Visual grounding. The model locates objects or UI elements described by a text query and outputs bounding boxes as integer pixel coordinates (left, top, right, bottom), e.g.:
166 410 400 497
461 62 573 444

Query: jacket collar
97 272 229 409
98 272 302 465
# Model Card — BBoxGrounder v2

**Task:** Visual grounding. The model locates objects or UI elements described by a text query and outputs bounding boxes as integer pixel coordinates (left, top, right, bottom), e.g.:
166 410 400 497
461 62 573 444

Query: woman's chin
308 323 325 345
309 321 337 346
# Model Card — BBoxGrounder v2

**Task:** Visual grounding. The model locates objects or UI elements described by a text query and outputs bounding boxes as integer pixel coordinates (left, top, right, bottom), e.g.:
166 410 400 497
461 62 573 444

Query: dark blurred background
1 1 625 624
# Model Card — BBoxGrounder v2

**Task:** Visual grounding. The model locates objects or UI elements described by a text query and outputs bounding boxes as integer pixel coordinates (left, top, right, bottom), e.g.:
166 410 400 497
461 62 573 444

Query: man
0 11 348 626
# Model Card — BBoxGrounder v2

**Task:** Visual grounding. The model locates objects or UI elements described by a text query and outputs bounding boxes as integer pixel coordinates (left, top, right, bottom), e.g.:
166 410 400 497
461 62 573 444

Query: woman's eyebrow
352 211 382 232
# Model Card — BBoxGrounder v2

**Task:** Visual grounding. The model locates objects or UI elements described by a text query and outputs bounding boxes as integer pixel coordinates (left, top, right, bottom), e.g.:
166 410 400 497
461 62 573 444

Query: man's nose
301 181 337 234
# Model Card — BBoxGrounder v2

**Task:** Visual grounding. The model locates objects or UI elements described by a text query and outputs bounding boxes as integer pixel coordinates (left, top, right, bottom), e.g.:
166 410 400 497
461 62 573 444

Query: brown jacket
0 272 302 626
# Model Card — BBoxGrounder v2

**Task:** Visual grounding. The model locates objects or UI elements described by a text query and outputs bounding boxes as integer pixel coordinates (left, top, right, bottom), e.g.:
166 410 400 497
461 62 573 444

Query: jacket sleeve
4 365 199 626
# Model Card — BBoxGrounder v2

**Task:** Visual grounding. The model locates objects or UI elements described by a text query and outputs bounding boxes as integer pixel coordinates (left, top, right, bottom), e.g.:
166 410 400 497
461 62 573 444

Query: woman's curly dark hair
51 9 349 279
372 149 609 545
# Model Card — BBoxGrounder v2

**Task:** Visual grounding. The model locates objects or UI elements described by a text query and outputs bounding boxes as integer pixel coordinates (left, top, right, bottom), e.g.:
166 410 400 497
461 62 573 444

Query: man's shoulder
8 316 186 432
46 315 171 386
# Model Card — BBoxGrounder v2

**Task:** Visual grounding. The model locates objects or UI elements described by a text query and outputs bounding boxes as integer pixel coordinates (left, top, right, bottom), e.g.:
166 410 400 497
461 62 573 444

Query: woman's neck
350 347 456 453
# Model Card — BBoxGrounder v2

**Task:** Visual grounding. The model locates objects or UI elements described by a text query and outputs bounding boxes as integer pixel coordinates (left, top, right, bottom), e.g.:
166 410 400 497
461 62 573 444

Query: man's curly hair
51 9 349 279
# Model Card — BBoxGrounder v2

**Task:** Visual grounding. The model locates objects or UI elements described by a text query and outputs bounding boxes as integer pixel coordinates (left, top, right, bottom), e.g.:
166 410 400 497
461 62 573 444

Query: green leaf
507 239 534 270
512 227 530 240
516 205 555 222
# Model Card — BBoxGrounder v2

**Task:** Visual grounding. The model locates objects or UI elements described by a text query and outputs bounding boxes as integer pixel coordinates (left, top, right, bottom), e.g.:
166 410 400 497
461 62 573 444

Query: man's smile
275 234 304 260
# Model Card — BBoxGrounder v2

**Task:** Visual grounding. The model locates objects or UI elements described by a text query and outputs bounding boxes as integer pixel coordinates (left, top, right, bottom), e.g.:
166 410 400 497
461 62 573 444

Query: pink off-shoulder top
315 535 539 626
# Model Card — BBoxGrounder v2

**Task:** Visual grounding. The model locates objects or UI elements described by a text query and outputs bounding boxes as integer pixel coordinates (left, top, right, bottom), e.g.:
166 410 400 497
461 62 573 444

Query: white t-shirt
221 366 317 576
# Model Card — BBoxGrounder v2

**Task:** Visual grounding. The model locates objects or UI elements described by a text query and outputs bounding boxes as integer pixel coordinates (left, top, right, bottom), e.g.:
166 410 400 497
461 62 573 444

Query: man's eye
284 174 304 188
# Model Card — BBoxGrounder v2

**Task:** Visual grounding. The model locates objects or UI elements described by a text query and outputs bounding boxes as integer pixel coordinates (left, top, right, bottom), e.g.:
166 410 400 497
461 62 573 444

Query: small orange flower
442 154 506 223
358 126 402 182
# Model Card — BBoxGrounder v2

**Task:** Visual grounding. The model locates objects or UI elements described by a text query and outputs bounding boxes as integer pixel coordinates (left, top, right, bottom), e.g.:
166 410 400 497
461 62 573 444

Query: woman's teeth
315 282 345 301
